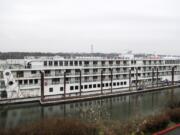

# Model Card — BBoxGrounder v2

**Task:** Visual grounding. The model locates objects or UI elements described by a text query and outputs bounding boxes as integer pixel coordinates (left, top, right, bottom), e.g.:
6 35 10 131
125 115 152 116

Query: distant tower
91 44 94 54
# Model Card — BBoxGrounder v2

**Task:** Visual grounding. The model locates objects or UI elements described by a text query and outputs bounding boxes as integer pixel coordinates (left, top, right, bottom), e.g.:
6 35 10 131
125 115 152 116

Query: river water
0 87 180 129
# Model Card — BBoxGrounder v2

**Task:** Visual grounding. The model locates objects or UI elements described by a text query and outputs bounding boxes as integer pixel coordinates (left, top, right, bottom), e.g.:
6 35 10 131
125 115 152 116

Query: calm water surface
0 88 180 129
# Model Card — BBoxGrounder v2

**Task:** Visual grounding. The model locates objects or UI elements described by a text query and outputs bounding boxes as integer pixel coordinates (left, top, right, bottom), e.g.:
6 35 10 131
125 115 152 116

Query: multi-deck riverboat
0 53 180 103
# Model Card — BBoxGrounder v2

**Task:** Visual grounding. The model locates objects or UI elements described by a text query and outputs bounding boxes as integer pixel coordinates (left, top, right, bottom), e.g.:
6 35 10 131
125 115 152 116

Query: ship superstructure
0 53 180 101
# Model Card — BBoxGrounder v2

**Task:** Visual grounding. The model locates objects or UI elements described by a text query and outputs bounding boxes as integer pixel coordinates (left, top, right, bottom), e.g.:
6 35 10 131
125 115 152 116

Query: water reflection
0 88 180 129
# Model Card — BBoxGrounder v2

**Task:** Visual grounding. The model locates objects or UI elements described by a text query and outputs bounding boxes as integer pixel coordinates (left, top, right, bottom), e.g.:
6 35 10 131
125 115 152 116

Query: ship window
45 70 51 76
124 82 127 85
60 87 64 91
59 61 63 66
18 80 22 85
84 61 89 65
29 80 33 84
109 83 112 86
113 82 116 86
24 80 28 85
34 79 38 84
89 85 92 89
93 84 96 88
98 84 100 87
106 83 108 87
102 83 104 87
70 61 73 66
79 61 82 66
65 61 68 66
44 61 47 66
121 82 123 85
93 61 98 65
49 88 53 92
54 61 58 66
52 78 60 84
117 82 120 86
84 85 87 89
75 61 78 66
49 61 53 66
31 71 36 74
81 85 83 89
70 86 74 90
17 71 24 78
75 86 78 90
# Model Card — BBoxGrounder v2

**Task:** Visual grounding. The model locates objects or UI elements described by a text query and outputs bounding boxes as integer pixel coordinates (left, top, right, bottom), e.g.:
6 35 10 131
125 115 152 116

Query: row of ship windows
49 81 127 92
18 79 39 85
44 60 180 67
44 60 129 67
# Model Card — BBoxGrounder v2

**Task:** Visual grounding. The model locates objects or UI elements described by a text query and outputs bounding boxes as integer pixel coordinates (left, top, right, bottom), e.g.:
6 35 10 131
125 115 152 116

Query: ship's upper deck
0 54 180 71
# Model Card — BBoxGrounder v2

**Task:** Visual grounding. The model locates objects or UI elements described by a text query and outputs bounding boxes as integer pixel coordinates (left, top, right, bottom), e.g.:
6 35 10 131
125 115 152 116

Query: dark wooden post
40 71 44 102
110 68 113 93
156 68 159 87
135 67 138 90
129 69 131 91
172 66 176 85
64 71 67 97
101 69 104 94
79 69 82 96
152 68 154 87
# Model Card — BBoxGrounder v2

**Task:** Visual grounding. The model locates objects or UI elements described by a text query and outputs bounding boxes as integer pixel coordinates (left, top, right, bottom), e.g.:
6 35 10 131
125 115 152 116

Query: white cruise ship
0 53 180 103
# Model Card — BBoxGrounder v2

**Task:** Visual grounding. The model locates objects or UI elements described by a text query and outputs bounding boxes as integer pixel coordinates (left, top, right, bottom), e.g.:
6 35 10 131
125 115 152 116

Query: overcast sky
0 0 180 55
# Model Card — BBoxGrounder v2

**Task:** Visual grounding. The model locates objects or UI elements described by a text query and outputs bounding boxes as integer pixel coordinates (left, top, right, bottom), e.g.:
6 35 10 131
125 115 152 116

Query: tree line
0 52 120 59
